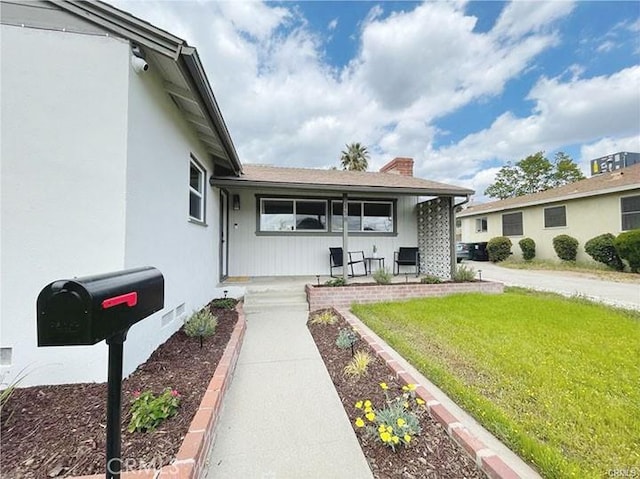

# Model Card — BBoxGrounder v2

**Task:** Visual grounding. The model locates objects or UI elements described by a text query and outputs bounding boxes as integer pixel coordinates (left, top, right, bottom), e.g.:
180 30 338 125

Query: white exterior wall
122 55 223 378
460 191 639 262
0 26 130 385
226 189 418 276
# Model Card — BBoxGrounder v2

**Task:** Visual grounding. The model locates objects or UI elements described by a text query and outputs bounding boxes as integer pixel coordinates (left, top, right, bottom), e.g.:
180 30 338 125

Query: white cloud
596 40 616 53
328 18 338 31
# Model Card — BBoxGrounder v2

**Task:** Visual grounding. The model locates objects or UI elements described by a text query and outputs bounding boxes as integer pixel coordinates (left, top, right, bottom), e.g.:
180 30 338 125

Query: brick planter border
73 302 247 479
306 280 504 312
340 309 524 479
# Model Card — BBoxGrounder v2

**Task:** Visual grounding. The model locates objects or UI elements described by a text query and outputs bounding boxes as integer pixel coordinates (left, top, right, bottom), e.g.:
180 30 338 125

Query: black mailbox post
37 267 164 479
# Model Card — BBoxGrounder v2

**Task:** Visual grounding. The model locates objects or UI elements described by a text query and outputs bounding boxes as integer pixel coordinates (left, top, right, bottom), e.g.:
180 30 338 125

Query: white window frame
189 157 206 223
543 205 567 228
621 195 640 231
259 198 328 232
475 217 488 233
330 200 394 233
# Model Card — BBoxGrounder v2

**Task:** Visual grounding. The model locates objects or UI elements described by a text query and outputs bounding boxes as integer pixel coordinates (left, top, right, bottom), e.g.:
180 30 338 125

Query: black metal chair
394 247 420 276
329 248 367 277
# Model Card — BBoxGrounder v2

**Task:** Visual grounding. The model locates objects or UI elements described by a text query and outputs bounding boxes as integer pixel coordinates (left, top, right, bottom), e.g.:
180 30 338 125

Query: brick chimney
379 157 414 176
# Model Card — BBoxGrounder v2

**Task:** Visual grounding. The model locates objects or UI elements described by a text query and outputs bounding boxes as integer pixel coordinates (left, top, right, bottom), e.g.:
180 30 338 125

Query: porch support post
449 196 457 279
342 192 349 282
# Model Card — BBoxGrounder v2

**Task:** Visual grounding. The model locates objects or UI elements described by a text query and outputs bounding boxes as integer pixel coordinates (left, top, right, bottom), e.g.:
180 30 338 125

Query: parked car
456 242 489 262
456 242 472 263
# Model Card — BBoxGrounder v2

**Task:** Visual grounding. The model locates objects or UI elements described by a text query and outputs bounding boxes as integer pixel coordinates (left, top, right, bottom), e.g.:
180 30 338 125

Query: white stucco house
1 0 473 387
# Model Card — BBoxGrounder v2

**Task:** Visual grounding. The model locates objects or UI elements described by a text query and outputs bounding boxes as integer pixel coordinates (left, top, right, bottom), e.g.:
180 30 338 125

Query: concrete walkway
468 261 640 310
206 279 372 478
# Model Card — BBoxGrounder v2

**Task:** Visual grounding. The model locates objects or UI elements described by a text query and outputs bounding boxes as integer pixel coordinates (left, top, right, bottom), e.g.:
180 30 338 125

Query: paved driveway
465 261 640 311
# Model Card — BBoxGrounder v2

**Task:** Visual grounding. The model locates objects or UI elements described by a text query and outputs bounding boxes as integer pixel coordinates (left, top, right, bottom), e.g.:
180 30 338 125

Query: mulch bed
308 310 483 479
1 300 238 478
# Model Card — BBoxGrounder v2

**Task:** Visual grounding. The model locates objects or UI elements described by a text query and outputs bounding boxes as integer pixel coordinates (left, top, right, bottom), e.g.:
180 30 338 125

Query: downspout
342 193 349 282
450 195 471 279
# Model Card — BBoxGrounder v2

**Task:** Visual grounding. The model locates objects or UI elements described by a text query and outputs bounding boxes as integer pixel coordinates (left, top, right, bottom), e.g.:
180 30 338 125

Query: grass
352 289 640 479
499 258 639 283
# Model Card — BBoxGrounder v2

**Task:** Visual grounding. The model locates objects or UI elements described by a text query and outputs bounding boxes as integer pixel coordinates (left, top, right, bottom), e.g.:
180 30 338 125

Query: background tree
340 142 369 171
485 151 585 199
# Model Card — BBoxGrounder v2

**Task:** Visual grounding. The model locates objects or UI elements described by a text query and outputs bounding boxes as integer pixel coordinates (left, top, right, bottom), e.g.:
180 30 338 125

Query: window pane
190 164 202 192
621 196 640 213
261 200 294 231
544 206 566 228
363 203 392 232
476 217 487 232
332 201 362 232
502 212 523 236
189 192 202 220
622 213 640 231
296 201 326 230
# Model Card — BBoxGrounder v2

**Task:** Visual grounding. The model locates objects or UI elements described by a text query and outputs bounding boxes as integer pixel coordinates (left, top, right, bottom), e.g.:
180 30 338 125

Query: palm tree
340 143 369 171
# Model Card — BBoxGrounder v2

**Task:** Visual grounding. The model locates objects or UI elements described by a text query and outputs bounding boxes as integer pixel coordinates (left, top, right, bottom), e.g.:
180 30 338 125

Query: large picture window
331 201 394 233
189 158 206 223
502 212 523 236
621 195 640 231
260 199 327 232
544 205 566 228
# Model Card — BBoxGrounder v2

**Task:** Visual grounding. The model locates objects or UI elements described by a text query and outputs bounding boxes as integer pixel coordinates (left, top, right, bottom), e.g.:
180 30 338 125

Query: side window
475 217 488 232
189 158 206 223
502 212 523 236
544 206 566 228
621 195 640 231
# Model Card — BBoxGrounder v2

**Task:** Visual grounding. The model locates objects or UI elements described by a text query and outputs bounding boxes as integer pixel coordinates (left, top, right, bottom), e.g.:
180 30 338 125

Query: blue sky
115 1 640 202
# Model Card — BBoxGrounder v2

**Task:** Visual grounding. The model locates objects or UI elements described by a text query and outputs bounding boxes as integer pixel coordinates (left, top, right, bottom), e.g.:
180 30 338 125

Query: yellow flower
407 384 417 391
386 425 393 433
355 400 363 409
397 418 406 427
404 434 411 443
402 385 409 391
364 400 372 408
380 431 392 442
392 435 400 444
403 402 409 408
364 406 373 414
416 398 426 406
378 425 386 433
366 412 376 422
355 417 365 428
379 382 389 390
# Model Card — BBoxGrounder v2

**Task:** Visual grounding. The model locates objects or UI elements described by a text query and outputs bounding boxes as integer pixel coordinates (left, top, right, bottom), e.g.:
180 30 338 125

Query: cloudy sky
115 0 639 202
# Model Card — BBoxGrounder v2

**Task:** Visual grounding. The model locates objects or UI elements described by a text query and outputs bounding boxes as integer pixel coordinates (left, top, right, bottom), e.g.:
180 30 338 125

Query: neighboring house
458 164 640 262
0 1 472 386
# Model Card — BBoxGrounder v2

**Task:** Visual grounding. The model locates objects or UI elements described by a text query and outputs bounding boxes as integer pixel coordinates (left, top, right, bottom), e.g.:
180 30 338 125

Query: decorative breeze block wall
418 197 453 279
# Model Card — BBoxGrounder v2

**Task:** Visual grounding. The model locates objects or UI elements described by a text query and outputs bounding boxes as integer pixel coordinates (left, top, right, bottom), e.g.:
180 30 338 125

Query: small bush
209 298 238 310
184 309 218 338
128 388 181 433
310 310 337 325
336 328 358 350
372 267 392 285
453 264 476 282
343 350 372 378
420 275 442 284
325 277 347 287
585 233 624 271
487 236 512 262
519 238 536 261
614 229 640 273
553 234 579 261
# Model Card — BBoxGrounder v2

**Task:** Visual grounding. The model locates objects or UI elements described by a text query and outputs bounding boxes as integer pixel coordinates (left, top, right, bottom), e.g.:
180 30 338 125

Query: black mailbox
37 266 164 346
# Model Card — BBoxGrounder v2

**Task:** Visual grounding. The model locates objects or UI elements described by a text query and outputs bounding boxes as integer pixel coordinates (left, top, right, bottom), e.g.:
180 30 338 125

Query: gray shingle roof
459 163 640 217
211 164 474 196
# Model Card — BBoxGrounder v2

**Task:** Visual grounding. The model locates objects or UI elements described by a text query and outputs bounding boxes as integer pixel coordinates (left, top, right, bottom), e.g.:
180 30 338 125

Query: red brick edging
73 302 247 479
340 309 523 479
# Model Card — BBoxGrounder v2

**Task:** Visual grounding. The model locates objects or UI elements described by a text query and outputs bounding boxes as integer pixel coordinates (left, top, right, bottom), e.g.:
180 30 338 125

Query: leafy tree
485 151 585 199
340 142 369 171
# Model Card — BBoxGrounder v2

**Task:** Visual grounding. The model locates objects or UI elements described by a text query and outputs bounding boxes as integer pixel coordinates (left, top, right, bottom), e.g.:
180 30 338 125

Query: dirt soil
1 300 238 478
308 310 483 479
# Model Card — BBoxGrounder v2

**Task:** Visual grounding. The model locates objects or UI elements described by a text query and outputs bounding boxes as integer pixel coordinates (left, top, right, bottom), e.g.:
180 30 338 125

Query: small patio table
365 257 385 275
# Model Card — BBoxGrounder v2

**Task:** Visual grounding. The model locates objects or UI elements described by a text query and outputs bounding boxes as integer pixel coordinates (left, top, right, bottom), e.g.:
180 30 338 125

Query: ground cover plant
352 290 640 479
499 257 640 282
0 299 238 478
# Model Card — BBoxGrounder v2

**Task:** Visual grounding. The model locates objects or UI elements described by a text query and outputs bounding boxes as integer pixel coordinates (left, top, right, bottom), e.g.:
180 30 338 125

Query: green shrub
325 277 347 287
336 328 358 350
585 233 624 271
128 388 181 433
372 267 392 285
614 229 640 273
310 310 337 325
453 264 476 282
487 236 512 262
518 238 536 261
184 309 218 339
209 298 238 310
420 275 442 284
553 234 579 261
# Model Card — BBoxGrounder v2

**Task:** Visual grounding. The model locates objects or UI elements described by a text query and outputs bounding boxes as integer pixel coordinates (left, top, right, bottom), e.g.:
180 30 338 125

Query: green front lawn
352 289 640 479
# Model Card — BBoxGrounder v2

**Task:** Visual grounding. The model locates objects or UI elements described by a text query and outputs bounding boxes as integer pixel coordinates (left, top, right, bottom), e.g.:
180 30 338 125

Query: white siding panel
227 190 418 276
0 26 129 385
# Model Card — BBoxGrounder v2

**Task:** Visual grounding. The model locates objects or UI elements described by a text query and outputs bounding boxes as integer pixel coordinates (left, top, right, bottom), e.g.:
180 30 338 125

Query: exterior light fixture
232 194 240 210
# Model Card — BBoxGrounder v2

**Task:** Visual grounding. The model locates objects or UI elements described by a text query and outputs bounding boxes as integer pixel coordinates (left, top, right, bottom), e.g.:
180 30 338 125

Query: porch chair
393 247 420 276
329 248 367 278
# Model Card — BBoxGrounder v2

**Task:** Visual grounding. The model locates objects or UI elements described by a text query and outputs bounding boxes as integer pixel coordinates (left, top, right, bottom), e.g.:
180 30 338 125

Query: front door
220 190 229 279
